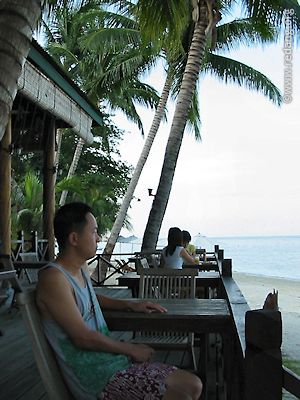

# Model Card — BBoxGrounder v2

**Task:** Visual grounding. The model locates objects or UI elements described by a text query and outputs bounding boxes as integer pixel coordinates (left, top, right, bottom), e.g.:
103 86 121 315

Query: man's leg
163 369 202 400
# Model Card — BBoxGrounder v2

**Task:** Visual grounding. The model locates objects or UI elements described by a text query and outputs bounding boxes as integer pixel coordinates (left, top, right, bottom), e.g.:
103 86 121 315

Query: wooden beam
43 118 56 260
0 118 12 254
283 366 300 398
245 309 282 400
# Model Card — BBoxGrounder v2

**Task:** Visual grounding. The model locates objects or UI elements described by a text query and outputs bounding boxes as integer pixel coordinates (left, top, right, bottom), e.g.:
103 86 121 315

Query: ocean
208 235 300 282
99 235 300 281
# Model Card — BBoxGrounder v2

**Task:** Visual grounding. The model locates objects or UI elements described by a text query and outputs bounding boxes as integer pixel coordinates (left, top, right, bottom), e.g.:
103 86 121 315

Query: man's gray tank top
41 263 130 400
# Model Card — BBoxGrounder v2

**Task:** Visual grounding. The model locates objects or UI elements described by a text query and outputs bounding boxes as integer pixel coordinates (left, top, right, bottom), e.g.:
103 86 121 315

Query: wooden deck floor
0 309 47 400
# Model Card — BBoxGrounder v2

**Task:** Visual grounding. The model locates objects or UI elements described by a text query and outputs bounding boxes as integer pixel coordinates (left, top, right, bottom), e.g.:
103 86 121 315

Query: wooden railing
88 250 165 285
214 245 300 400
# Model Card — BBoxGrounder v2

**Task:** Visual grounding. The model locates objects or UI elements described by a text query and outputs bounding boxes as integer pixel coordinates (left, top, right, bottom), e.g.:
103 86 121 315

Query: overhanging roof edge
28 40 103 128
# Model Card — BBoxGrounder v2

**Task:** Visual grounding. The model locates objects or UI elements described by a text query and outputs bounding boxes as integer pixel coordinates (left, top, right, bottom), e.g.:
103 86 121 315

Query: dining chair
133 268 198 370
0 254 24 319
16 290 73 400
0 254 24 292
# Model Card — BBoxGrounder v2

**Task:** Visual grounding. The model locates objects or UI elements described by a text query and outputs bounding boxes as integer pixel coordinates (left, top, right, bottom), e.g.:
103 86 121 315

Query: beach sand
233 272 300 361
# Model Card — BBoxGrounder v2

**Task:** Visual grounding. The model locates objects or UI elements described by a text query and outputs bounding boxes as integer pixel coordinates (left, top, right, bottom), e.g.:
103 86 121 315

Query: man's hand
127 343 155 363
129 300 167 314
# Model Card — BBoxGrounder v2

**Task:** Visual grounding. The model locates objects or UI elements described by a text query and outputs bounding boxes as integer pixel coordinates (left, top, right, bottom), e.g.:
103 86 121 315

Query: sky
113 25 300 240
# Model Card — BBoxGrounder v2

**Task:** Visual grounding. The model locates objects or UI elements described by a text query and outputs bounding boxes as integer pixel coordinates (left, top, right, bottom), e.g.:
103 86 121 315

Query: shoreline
233 271 300 361
233 270 300 284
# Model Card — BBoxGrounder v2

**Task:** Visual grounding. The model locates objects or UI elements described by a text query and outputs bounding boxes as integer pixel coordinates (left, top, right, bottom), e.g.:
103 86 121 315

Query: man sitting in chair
37 202 202 400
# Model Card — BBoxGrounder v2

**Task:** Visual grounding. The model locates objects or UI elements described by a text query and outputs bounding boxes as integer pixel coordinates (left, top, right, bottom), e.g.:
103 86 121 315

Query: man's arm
97 294 167 313
37 268 154 362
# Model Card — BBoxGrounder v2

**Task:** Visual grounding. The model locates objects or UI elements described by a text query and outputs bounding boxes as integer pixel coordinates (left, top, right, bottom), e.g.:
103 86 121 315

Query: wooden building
0 39 103 258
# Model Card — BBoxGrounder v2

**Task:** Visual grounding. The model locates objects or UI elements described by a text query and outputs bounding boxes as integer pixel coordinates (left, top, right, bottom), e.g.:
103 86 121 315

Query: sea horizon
99 234 300 282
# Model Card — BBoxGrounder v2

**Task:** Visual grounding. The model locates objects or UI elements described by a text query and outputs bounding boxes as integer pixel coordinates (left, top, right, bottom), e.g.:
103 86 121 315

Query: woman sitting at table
160 227 196 269
182 230 196 257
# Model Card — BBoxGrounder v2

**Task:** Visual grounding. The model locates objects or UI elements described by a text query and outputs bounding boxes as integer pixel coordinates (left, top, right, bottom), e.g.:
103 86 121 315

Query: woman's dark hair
182 230 191 244
166 227 183 256
54 202 92 250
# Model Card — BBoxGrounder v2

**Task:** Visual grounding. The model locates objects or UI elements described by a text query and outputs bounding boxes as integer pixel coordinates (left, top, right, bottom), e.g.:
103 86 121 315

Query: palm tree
0 0 41 141
140 0 300 252
101 73 173 257
101 10 285 261
44 2 161 206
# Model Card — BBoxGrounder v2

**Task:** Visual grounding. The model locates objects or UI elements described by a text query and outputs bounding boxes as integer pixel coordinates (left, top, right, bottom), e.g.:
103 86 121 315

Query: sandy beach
233 272 300 361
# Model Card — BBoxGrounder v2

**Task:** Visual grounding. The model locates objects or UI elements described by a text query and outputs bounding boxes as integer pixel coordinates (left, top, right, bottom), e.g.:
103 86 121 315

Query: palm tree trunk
0 0 41 141
141 3 208 253
92 72 172 281
59 138 84 206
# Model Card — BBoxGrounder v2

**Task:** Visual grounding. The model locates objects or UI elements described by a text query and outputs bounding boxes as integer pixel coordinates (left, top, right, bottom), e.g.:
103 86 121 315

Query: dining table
117 270 222 298
104 298 230 333
103 298 233 397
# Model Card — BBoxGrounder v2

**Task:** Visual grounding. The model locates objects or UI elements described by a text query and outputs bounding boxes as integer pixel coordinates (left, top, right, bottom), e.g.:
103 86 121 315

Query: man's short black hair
54 202 93 250
182 230 191 243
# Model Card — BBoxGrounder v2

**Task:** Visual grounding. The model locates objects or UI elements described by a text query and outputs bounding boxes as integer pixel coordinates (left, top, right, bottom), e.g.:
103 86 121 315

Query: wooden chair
0 254 24 318
0 254 23 292
16 290 73 400
133 268 198 370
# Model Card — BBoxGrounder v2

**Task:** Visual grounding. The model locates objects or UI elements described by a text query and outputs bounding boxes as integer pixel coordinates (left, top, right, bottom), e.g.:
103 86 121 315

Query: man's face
75 212 100 260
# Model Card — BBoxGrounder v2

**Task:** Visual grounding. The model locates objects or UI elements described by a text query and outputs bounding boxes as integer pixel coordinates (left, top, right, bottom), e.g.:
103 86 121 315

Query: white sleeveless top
40 262 130 399
162 246 184 269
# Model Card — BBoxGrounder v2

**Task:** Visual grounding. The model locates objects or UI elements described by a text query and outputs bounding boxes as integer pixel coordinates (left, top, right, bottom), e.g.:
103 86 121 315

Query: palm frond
241 0 300 41
134 0 190 48
186 90 202 141
203 53 282 105
80 27 142 53
215 18 278 52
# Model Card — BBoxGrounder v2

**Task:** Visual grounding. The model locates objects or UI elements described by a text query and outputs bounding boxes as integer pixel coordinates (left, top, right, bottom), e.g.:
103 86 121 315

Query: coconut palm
45 3 160 132
0 0 41 141
139 0 300 252
101 9 285 260
43 2 161 206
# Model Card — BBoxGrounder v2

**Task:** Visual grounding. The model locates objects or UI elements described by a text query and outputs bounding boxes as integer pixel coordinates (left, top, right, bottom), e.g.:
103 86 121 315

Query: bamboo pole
43 118 56 260
0 117 12 254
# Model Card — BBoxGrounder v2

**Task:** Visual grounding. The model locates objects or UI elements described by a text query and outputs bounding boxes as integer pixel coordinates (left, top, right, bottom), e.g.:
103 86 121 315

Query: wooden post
30 230 38 252
222 258 232 277
245 309 282 400
43 118 56 260
214 244 219 254
217 249 224 261
0 118 12 254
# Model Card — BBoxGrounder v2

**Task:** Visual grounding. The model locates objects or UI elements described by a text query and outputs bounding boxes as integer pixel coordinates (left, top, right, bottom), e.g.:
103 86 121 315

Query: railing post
214 244 219 255
245 309 282 400
217 249 224 262
222 258 232 277
30 231 38 253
